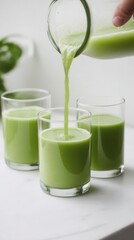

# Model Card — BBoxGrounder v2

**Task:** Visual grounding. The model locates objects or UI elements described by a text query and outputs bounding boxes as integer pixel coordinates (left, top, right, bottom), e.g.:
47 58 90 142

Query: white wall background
0 0 134 126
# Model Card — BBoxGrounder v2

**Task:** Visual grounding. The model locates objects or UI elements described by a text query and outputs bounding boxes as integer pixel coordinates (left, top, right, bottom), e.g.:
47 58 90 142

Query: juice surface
91 114 124 171
39 127 91 188
3 106 43 164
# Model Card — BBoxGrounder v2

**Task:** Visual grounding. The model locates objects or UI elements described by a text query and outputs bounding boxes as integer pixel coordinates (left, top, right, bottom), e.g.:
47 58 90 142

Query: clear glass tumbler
38 107 92 197
1 88 51 171
77 96 125 178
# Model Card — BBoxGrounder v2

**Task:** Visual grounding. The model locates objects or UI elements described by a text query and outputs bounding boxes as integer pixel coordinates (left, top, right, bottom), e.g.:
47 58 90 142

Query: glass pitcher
47 0 134 59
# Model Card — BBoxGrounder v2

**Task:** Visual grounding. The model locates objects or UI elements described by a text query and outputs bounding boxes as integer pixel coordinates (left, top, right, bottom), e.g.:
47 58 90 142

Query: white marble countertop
0 122 134 240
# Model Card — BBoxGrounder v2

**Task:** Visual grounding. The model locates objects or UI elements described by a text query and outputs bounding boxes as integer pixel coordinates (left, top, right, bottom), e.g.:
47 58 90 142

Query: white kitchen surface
0 122 134 240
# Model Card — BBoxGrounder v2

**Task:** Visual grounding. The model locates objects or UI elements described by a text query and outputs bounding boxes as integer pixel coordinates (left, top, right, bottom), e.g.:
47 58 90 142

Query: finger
113 0 134 26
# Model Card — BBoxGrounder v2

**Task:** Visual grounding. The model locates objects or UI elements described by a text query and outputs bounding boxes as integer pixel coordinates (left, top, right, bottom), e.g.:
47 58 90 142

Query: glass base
91 165 124 179
5 159 39 171
40 181 90 197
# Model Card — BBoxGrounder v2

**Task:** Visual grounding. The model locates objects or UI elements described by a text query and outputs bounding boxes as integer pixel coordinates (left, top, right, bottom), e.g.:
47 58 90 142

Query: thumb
113 0 134 26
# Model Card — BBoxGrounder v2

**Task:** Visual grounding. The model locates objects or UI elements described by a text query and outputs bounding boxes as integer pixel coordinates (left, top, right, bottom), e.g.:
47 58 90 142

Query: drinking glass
1 88 51 171
38 107 92 197
77 96 125 178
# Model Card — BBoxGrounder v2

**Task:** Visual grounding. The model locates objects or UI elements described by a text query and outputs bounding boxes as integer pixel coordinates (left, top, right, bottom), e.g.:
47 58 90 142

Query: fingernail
113 16 125 26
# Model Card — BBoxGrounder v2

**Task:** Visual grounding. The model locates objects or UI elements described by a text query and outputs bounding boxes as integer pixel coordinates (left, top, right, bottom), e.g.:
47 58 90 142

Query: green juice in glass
40 128 91 188
3 106 43 165
91 114 124 171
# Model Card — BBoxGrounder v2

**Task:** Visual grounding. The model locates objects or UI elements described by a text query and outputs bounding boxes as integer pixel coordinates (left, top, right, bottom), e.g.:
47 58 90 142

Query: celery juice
40 127 91 188
3 106 44 165
60 22 134 59
91 114 124 171
84 30 134 59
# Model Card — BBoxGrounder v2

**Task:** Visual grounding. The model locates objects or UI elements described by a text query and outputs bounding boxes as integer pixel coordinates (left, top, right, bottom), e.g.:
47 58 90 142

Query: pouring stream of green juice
59 40 80 139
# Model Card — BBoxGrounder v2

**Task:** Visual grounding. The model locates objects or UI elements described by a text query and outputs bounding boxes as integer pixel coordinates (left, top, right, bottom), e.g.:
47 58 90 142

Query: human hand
113 0 134 26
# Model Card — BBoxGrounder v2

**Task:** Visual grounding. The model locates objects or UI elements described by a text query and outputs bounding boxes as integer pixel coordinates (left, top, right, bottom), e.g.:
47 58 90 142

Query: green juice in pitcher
47 0 134 59
62 23 134 59
84 29 134 59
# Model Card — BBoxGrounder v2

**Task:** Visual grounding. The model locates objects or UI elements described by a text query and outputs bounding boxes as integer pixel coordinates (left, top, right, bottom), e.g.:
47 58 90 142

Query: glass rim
38 106 92 123
77 96 125 108
1 88 51 103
